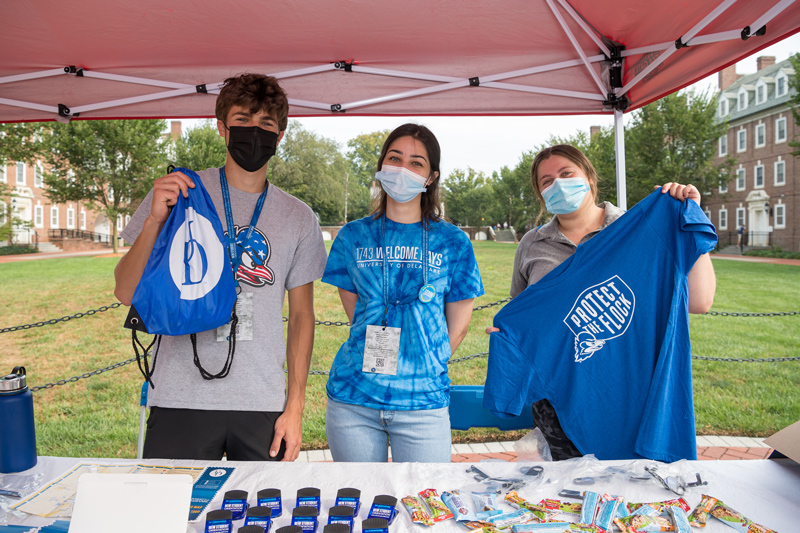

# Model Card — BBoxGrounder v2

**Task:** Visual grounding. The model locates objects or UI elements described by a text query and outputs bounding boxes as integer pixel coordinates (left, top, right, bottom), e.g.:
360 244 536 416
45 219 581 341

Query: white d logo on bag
169 207 226 300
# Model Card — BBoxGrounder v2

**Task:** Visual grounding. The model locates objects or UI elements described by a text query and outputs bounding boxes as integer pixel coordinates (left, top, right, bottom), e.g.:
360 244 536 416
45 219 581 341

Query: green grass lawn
0 244 798 458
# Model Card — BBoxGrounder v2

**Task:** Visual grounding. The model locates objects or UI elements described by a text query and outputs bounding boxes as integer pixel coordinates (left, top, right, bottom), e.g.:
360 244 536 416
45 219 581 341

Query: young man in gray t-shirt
115 74 327 461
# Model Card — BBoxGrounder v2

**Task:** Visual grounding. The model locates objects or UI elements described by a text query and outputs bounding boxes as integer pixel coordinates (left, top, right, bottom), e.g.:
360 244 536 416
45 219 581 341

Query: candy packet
687 495 718 527
442 490 478 522
504 491 551 521
419 488 454 522
402 495 433 527
709 500 777 533
472 491 500 520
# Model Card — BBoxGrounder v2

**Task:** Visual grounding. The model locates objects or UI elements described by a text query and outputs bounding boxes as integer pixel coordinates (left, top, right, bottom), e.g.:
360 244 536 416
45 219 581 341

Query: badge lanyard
380 215 434 328
219 166 268 287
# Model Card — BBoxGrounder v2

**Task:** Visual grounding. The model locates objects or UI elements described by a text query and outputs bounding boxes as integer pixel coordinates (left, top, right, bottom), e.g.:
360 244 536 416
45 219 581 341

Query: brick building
704 56 799 251
0 121 182 251
0 159 116 250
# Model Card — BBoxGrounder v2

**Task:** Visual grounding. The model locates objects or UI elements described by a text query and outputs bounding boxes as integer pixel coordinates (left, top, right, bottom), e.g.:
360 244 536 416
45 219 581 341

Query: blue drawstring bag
124 168 238 385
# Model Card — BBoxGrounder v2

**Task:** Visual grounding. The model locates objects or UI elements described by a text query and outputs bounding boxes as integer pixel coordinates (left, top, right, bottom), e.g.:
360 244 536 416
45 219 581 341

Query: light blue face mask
542 177 591 215
375 165 429 204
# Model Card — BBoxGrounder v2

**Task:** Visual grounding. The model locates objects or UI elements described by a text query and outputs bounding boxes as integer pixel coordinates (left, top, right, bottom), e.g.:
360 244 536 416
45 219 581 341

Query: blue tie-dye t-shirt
322 215 484 410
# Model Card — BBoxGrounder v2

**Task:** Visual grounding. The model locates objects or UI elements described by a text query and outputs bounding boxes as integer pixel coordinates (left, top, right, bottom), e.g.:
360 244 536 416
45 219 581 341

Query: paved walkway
295 436 773 462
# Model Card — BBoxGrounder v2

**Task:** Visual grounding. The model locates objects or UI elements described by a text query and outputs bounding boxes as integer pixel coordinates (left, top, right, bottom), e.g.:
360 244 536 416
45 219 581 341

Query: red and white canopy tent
2 0 799 208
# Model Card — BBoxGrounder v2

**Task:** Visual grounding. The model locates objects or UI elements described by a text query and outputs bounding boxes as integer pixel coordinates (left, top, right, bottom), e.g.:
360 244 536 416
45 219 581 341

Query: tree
170 120 227 171
0 123 45 164
41 119 168 253
625 90 735 206
490 152 539 233
442 168 494 226
787 53 800 156
346 130 390 221
269 121 349 225
1 124 43 246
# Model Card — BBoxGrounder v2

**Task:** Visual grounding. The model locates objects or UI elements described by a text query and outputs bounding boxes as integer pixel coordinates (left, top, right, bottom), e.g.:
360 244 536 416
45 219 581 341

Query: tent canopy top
1 0 798 123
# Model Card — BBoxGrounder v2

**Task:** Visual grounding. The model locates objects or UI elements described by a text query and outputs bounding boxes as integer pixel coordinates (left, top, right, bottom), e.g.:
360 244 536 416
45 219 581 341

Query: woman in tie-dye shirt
322 124 484 462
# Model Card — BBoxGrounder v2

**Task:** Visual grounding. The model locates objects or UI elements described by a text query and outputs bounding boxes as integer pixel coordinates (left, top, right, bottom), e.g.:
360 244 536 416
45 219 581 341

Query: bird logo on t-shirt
227 225 275 287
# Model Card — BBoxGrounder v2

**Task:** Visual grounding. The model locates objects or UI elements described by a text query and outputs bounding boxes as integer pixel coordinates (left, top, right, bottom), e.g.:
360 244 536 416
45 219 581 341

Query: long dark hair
372 123 443 228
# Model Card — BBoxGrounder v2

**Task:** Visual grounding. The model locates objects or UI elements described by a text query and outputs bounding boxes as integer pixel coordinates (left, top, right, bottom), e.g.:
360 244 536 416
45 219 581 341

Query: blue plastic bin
449 385 534 431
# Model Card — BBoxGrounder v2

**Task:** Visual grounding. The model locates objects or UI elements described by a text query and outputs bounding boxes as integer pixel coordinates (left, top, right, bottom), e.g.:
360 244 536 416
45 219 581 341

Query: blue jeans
326 398 452 462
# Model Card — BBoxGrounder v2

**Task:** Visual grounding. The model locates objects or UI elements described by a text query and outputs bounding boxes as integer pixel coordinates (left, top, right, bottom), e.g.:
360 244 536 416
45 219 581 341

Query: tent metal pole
70 87 201 114
555 0 611 57
545 0 608 96
614 108 627 210
482 82 605 101
353 55 605 85
339 79 605 112
0 97 58 114
0 68 66 86
80 71 194 89
749 0 795 35
288 98 340 111
619 0 737 96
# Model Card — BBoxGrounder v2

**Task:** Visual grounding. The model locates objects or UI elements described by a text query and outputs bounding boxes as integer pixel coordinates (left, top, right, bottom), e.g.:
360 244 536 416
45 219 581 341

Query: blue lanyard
219 166 268 286
380 215 428 326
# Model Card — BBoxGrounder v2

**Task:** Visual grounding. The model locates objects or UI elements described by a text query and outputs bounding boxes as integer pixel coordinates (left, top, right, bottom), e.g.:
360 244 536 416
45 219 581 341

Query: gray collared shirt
510 202 625 297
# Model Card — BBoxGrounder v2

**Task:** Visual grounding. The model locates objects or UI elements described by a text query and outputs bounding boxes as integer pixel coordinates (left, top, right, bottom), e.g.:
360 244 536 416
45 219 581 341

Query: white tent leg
614 108 627 211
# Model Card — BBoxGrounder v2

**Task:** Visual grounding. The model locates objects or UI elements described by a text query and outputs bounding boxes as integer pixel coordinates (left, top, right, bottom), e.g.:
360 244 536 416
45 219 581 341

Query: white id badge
216 293 254 342
363 325 401 375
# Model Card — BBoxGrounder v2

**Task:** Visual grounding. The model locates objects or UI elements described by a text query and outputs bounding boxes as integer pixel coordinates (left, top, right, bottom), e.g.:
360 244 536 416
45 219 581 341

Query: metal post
614 108 627 210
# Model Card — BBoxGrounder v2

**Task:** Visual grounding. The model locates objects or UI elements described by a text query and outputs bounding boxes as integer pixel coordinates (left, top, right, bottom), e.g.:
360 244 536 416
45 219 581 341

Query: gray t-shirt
121 168 327 411
510 202 624 297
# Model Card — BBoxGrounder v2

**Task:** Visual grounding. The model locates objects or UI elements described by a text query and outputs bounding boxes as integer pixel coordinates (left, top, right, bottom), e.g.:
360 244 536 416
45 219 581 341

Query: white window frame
34 162 44 188
16 162 26 185
736 207 746 228
116 214 123 231
719 180 728 194
718 134 727 156
775 117 787 143
754 164 765 188
737 129 747 152
718 97 728 117
719 207 728 231
755 80 767 105
755 123 766 148
66 207 75 229
736 167 746 191
776 71 788 97
50 206 59 228
34 205 44 228
0 201 6 226
0 160 6 183
774 159 786 186
737 88 748 111
774 204 786 229
80 210 86 230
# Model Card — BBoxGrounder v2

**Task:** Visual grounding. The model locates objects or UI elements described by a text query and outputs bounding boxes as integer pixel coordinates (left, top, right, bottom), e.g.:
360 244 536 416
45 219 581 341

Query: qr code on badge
376 358 385 368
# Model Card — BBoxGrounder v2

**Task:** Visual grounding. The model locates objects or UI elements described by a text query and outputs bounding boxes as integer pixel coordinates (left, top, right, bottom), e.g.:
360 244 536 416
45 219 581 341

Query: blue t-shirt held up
483 191 717 461
323 215 484 410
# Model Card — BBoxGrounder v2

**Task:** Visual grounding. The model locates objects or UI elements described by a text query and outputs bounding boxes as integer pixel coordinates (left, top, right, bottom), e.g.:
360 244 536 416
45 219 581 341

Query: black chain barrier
0 303 122 334
4 299 797 391
30 357 138 392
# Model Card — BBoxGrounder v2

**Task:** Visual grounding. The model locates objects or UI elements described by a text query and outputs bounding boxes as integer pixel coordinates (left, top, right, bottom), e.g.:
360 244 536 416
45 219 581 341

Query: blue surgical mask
542 177 591 214
375 165 428 203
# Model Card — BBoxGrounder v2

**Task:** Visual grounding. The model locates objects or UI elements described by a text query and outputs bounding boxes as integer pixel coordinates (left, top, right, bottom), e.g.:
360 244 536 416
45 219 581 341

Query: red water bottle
0 367 38 473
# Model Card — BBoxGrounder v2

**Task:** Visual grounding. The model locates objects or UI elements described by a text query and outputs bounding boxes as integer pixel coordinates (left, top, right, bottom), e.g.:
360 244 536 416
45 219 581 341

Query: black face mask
225 125 279 172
